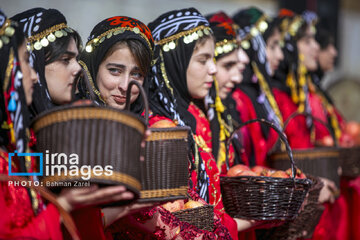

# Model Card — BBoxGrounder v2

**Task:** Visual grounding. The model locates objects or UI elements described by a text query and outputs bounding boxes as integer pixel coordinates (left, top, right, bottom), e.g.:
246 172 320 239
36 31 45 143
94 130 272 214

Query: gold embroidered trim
215 39 238 57
159 51 174 95
155 25 211 45
252 62 283 126
78 60 106 104
27 23 67 42
85 26 152 52
241 15 268 42
3 48 13 92
194 135 211 153
307 77 342 141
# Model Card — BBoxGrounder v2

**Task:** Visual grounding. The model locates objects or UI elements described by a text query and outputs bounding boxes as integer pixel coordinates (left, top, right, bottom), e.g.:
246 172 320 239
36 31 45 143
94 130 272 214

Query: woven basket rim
31 104 146 132
173 204 214 214
146 126 190 141
269 147 340 159
220 175 313 185
149 126 191 132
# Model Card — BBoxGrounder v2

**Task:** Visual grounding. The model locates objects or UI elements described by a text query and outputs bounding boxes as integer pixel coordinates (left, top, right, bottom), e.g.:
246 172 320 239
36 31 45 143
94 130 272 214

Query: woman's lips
112 95 126 104
205 82 213 88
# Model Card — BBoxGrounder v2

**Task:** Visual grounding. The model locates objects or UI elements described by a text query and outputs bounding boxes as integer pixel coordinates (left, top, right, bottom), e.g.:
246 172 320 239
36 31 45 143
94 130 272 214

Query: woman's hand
318 177 338 204
234 218 283 231
234 218 258 231
102 202 154 228
57 184 134 212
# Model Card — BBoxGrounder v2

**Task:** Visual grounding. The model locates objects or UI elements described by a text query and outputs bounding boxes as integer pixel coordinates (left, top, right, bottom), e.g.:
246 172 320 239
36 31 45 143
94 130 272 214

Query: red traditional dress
0 149 62 239
231 88 278 167
272 88 314 149
103 112 233 240
149 111 236 239
308 86 357 240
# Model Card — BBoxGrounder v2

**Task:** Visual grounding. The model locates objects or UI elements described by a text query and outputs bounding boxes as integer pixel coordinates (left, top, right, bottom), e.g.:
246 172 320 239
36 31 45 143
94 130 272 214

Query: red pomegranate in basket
162 200 185 212
184 200 204 209
251 166 270 176
227 164 251 177
150 119 177 128
237 170 257 177
345 121 360 145
285 168 306 179
270 170 290 178
317 135 334 147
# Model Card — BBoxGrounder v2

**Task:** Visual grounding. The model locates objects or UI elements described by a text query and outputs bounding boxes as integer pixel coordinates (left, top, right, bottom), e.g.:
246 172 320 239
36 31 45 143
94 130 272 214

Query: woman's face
216 49 248 99
96 44 144 110
318 43 337 72
45 37 81 105
266 28 284 76
297 26 320 71
18 41 37 105
186 37 217 99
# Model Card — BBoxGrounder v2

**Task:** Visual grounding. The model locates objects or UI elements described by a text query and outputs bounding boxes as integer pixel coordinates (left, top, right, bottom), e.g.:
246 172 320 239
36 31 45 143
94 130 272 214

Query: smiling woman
78 16 153 114
95 41 147 109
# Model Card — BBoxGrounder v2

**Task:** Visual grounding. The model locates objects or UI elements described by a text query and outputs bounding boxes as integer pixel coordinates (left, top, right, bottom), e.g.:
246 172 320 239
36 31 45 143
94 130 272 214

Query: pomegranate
237 170 258 177
227 164 251 177
150 120 177 128
270 170 290 178
317 135 334 147
162 200 185 212
285 168 306 179
251 166 270 176
183 200 203 209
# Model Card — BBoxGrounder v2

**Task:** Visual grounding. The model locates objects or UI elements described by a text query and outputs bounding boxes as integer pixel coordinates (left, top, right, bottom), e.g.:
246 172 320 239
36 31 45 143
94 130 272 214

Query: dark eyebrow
61 51 77 57
106 63 126 69
196 53 212 59
223 60 237 65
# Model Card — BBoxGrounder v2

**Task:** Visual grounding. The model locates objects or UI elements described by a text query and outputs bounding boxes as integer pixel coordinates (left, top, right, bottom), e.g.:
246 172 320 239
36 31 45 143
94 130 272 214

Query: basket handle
226 118 297 179
125 80 149 126
282 111 338 147
0 174 80 240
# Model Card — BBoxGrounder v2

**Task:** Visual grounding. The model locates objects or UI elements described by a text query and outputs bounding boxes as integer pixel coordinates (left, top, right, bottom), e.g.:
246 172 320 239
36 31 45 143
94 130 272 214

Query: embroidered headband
85 16 154 53
148 8 213 52
0 18 16 49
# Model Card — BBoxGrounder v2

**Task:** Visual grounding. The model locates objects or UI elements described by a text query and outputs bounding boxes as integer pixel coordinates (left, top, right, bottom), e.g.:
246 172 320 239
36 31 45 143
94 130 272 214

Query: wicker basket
221 119 312 221
138 127 190 203
268 112 341 187
264 175 325 240
173 205 214 231
32 81 148 206
339 147 360 178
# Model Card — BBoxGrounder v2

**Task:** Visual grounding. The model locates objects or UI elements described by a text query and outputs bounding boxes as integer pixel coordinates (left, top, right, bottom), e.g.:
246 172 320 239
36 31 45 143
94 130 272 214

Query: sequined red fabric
106 189 232 239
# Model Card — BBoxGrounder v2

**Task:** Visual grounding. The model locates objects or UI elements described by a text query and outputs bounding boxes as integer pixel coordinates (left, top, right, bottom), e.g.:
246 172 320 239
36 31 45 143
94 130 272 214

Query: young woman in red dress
11 8 138 240
272 10 349 240
314 25 360 240
78 12 233 239
146 7 265 239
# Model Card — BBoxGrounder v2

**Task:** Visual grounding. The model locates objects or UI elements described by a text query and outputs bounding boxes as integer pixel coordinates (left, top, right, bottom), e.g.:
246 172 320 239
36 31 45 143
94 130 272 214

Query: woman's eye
62 58 71 64
198 59 207 65
131 72 143 79
109 68 120 74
